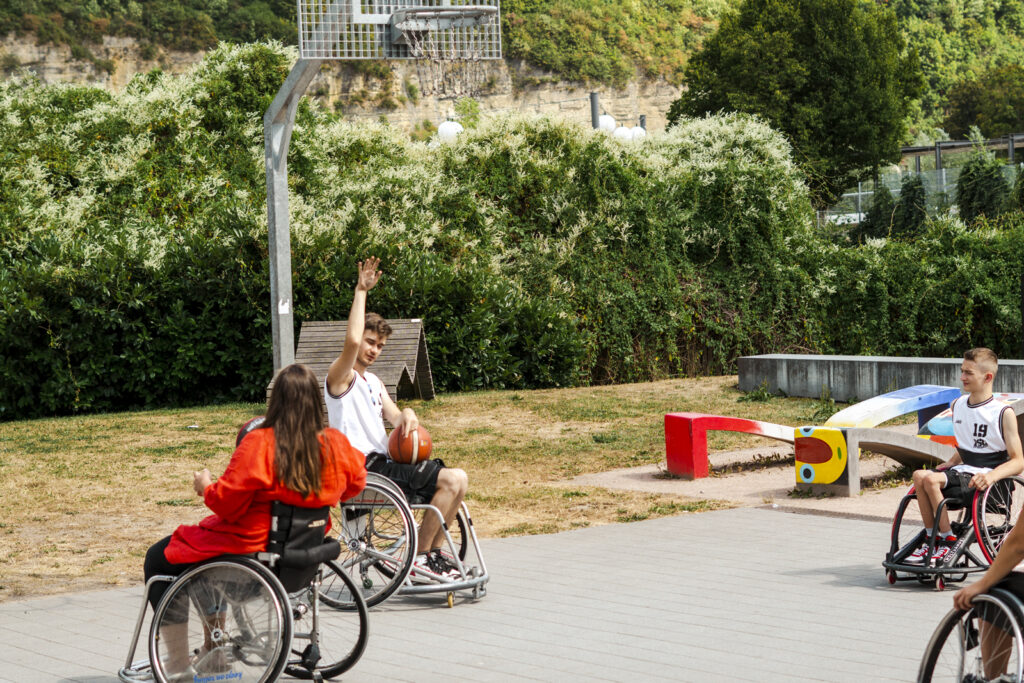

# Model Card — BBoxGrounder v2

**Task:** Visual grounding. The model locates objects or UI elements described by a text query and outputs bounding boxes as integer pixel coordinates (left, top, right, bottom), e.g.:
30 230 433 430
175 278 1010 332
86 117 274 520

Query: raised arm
326 257 381 396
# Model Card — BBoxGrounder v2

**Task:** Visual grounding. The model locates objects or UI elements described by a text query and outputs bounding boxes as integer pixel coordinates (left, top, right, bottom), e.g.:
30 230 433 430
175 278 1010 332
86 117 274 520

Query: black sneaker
430 548 459 575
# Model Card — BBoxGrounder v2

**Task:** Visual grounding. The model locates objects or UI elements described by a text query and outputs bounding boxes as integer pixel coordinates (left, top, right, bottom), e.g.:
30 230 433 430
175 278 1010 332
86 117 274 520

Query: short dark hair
964 347 998 375
365 313 393 340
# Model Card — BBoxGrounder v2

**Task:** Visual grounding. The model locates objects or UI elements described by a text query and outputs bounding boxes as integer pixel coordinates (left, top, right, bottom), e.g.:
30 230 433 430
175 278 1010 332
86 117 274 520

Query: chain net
400 11 497 98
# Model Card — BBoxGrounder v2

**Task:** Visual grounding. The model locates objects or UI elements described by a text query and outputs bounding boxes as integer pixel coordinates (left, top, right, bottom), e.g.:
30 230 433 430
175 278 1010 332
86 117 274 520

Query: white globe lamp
631 126 647 141
437 120 464 142
613 125 632 141
598 114 616 132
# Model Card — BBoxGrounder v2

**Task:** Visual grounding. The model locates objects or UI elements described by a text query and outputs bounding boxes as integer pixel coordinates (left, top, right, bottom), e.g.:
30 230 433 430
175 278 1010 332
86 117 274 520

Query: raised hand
356 257 382 292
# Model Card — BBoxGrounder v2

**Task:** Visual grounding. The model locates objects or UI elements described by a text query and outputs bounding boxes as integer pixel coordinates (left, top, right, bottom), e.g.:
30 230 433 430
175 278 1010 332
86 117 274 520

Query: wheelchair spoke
149 560 289 683
920 592 1024 682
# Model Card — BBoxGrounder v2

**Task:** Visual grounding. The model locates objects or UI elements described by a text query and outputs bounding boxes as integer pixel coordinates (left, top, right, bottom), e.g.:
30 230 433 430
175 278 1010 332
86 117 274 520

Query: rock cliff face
0 34 681 131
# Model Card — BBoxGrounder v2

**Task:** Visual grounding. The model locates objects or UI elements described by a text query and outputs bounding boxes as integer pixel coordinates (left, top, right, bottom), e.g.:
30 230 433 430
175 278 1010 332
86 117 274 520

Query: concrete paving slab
0 507 962 682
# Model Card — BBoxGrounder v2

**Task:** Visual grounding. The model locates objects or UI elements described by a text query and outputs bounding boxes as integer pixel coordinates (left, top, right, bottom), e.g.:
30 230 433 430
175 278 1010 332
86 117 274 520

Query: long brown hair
263 363 330 497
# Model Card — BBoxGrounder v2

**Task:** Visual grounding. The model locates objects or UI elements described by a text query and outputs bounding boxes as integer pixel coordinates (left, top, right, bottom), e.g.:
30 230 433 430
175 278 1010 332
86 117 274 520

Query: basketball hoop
269 0 502 370
391 6 500 98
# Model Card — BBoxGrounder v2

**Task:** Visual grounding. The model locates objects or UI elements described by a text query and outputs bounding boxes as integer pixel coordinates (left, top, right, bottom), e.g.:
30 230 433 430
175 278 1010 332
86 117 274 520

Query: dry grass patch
0 375 831 601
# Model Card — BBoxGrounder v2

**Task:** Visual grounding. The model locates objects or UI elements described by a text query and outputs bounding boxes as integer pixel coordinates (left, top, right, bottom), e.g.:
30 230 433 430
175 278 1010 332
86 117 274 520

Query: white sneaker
410 553 457 583
905 542 930 565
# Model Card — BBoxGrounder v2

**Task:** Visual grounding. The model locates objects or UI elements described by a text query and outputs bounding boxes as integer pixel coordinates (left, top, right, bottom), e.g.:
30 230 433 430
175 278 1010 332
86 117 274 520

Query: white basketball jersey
324 370 389 458
952 395 1010 469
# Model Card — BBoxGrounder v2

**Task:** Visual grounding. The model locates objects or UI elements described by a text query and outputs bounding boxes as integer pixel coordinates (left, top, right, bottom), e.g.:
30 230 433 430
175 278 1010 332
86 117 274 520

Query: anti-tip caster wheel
447 592 454 608
886 569 897 585
936 576 946 591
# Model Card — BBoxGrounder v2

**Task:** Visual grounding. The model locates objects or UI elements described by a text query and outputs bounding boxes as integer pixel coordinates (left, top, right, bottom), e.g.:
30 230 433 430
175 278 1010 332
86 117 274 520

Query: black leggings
144 535 198 616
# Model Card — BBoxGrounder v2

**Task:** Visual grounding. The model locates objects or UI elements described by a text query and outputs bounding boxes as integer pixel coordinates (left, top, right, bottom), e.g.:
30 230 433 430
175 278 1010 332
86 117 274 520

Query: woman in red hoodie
142 363 366 671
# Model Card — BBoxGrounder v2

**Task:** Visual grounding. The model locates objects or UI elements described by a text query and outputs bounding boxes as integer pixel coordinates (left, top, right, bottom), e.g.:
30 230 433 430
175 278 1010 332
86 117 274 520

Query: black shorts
365 453 446 504
939 469 976 507
996 572 1024 599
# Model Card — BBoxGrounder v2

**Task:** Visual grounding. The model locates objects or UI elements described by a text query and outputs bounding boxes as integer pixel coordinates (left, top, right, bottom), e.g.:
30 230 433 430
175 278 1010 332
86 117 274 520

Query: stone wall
0 34 681 132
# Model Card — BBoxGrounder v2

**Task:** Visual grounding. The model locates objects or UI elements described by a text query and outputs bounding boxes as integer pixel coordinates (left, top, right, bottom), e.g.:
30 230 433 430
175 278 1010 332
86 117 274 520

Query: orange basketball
388 426 432 464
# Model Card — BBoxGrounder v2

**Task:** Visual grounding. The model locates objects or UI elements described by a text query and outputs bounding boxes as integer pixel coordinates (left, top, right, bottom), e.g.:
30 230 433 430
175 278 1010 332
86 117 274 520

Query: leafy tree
892 173 928 236
668 0 923 208
944 65 1024 139
857 184 895 240
957 145 1010 223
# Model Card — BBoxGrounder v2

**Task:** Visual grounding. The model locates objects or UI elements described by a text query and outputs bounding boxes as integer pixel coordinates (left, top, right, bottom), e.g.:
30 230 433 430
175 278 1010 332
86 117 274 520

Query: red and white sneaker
931 536 957 565
905 542 930 565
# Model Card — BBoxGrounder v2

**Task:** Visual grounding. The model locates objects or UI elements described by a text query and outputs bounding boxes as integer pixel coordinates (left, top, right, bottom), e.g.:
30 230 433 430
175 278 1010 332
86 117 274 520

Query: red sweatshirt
164 426 366 564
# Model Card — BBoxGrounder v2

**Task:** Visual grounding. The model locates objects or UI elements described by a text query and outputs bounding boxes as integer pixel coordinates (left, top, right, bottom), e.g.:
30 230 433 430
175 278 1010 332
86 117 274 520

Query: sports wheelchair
320 472 489 609
918 587 1024 682
119 502 369 683
884 476 1024 591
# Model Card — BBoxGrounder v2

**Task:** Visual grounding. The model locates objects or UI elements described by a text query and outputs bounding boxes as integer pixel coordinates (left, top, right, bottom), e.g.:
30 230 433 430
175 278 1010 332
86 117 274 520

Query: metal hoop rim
393 5 498 29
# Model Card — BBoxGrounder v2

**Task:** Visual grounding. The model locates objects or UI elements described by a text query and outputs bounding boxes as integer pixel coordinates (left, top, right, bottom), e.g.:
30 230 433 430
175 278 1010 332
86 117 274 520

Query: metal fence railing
823 164 1018 226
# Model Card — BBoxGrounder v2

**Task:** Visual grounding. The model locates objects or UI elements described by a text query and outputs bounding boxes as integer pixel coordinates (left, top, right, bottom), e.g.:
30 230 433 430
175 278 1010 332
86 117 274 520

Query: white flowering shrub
0 43 828 418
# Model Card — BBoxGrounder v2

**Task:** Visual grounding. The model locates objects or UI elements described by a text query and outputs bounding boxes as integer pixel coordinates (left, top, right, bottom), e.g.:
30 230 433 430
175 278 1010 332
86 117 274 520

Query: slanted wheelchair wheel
327 483 417 608
412 506 469 562
975 476 1024 564
918 589 1024 682
150 558 290 683
889 489 947 566
285 561 369 680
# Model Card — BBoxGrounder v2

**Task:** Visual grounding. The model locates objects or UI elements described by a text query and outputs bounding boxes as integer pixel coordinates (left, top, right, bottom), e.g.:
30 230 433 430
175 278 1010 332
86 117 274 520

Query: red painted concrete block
664 412 795 479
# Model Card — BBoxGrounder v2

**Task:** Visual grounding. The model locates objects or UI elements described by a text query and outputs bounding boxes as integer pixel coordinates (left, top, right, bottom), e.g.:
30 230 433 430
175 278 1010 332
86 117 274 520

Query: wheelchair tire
149 558 290 683
285 561 369 680
890 490 926 564
975 475 1024 564
328 482 417 608
918 589 1024 683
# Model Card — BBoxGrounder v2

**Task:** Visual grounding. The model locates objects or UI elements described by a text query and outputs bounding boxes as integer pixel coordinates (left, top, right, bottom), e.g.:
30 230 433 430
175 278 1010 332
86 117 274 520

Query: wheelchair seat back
265 501 341 593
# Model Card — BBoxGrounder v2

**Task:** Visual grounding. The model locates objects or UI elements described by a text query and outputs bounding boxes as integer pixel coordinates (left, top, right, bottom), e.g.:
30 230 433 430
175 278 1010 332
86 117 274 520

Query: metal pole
590 92 599 129
935 141 942 170
639 114 646 130
1010 134 1016 164
915 155 921 174
264 58 323 373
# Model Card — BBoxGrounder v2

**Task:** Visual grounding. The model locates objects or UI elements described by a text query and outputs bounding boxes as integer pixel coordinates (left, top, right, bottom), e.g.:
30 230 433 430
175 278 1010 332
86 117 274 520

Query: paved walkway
0 507 958 682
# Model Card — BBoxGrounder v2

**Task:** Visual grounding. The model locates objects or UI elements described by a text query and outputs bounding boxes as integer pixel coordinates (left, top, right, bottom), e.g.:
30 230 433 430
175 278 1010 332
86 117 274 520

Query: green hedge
814 216 1024 358
3 43 1024 420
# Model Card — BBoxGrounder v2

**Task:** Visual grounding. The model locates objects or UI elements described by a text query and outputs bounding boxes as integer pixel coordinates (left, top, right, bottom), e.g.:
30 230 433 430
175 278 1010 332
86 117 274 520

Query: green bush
7 42 1024 421
0 44 822 419
892 173 928 237
957 146 1010 224
815 215 1024 357
857 185 895 240
1014 166 1024 212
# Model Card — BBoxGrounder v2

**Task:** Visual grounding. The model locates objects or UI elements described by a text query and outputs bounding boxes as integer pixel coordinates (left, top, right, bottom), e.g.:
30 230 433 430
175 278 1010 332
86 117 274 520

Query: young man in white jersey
324 257 469 582
907 348 1024 565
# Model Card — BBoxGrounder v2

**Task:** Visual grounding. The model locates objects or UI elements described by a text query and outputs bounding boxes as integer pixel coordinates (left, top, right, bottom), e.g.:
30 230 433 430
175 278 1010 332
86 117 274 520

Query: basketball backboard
297 0 502 61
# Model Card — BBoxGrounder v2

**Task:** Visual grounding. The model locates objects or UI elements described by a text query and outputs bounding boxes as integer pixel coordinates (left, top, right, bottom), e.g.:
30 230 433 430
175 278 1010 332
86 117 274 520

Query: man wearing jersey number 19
906 347 1024 566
